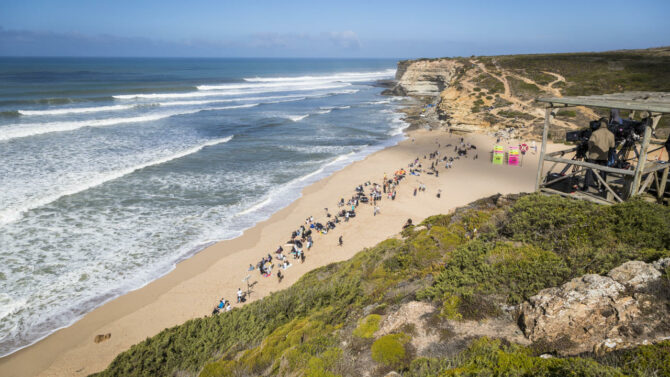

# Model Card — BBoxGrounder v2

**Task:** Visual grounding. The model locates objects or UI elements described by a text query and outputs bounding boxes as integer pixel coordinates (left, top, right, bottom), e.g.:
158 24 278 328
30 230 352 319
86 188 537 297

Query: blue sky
1 0 669 58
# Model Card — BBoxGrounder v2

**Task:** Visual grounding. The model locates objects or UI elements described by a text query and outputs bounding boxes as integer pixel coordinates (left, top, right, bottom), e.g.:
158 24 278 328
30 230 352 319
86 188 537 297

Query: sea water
0 58 406 356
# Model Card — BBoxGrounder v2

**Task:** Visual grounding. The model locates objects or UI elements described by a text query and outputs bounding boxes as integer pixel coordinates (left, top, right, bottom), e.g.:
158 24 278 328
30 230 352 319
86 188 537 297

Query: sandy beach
0 128 549 377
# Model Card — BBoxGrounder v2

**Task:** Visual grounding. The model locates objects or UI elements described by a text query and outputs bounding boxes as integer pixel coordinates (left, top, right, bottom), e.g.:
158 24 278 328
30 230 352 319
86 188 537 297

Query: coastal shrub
475 74 505 94
500 194 670 274
96 192 670 377
96 257 365 376
353 314 382 339
304 347 342 377
439 294 462 320
557 109 577 117
525 71 556 86
371 333 410 368
508 76 543 100
497 109 535 120
494 51 670 97
444 337 624 376
417 241 569 313
407 338 670 377
598 340 670 376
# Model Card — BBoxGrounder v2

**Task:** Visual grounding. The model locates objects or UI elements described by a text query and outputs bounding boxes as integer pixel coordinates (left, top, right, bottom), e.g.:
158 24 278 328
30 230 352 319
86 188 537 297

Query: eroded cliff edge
386 47 670 140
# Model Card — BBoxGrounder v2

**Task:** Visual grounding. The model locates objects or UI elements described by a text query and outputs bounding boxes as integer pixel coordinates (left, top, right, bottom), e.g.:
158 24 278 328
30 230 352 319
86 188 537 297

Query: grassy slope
486 48 670 97
494 48 670 130
446 47 670 136
94 194 670 377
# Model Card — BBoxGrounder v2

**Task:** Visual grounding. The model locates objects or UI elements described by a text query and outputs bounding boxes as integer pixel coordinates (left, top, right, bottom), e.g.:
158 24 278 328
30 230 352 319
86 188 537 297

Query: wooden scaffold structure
535 92 670 205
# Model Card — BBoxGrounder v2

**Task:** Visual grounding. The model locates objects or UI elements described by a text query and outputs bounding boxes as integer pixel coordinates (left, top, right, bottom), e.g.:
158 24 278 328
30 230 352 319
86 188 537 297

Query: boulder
653 257 670 272
520 261 670 355
608 260 661 289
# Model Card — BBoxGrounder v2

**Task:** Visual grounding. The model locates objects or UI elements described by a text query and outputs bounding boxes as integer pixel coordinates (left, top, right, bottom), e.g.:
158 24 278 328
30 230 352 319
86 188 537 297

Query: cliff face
393 59 463 96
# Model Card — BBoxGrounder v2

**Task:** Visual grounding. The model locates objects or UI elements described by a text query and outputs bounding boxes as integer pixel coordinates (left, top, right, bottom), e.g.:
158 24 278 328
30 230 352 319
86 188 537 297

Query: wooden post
658 166 669 201
535 107 552 191
629 119 653 197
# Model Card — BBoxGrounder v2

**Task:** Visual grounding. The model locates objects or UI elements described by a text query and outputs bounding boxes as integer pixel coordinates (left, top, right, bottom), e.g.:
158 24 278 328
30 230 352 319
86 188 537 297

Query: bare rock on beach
94 333 111 344
519 260 670 355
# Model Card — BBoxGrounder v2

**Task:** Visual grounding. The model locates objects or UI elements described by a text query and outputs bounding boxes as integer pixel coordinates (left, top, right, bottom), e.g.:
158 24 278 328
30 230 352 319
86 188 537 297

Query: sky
1 0 669 58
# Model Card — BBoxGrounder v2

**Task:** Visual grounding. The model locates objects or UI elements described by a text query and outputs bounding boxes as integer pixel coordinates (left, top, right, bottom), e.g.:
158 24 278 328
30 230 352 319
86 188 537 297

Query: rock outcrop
520 260 670 355
391 59 463 97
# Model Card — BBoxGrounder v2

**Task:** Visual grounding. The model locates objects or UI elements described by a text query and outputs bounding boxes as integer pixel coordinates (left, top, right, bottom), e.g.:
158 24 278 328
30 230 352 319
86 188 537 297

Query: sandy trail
0 129 549 377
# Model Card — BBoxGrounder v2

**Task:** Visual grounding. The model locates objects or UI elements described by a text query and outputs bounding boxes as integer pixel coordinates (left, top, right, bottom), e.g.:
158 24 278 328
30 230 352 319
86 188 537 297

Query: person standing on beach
338 236 343 246
237 288 243 303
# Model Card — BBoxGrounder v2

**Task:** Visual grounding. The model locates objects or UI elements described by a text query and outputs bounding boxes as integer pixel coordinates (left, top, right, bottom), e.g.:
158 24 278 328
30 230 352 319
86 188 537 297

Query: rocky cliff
520 259 670 356
391 59 463 97
387 48 670 139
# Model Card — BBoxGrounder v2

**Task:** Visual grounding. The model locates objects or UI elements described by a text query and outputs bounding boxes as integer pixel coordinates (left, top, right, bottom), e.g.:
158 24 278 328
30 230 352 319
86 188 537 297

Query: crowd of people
211 133 479 315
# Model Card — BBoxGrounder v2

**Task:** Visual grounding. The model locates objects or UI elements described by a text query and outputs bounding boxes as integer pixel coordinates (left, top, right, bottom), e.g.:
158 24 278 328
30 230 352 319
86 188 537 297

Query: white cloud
324 31 360 50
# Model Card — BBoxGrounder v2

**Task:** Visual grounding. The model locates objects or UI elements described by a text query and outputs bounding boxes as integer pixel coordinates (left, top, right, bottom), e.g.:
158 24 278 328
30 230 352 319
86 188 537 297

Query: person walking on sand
413 188 417 196
338 236 343 246
237 288 243 303
374 205 380 216
277 270 283 283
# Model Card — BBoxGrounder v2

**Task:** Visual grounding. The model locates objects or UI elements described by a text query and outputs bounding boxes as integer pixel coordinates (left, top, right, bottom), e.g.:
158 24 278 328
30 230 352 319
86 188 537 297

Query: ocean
0 57 405 357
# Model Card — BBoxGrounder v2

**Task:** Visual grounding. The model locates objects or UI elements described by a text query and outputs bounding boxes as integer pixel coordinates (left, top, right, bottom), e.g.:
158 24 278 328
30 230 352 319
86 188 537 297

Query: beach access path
0 129 552 377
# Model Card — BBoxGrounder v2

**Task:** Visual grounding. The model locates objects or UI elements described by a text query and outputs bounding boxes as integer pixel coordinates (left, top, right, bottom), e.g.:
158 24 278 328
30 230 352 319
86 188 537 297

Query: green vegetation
481 48 670 129
353 314 382 339
557 109 577 117
525 71 556 86
95 194 670 377
471 98 485 113
474 73 505 94
496 109 535 121
508 76 543 100
371 333 411 368
491 49 670 97
493 96 512 108
407 337 625 377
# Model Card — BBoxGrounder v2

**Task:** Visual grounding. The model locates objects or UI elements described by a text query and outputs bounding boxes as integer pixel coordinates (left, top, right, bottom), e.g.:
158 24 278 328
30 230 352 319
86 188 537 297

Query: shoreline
0 127 548 377
0 125 407 361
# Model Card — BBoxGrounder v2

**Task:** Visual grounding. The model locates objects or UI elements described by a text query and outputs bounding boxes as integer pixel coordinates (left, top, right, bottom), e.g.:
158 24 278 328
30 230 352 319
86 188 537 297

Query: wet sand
0 129 548 377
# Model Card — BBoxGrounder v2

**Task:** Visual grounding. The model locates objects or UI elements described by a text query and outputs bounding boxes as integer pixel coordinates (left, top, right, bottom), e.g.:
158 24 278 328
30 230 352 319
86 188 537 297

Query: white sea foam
387 112 410 136
0 136 234 226
0 66 402 358
287 114 309 122
18 104 136 116
236 197 273 216
0 294 27 323
0 104 254 142
242 69 396 83
15 91 355 118
114 83 350 100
